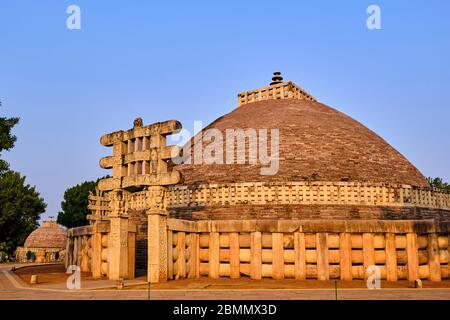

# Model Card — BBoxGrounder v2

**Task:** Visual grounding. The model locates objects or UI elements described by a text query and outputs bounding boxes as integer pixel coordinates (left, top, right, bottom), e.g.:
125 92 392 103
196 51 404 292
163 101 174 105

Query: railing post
91 223 103 279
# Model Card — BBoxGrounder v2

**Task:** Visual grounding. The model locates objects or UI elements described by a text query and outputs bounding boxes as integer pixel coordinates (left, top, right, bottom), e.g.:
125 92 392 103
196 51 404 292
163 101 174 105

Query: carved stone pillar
108 217 129 280
147 186 168 283
91 222 104 279
108 190 130 280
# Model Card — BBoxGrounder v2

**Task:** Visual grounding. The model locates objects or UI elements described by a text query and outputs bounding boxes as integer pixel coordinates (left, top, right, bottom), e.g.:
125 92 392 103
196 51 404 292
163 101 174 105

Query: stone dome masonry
177 99 428 187
24 220 67 249
15 220 67 263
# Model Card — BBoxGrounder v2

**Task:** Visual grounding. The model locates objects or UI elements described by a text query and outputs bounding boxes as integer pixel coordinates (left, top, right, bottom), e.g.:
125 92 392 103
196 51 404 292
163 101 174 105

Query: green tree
0 171 47 254
57 180 98 228
0 100 20 174
0 101 45 255
427 177 450 191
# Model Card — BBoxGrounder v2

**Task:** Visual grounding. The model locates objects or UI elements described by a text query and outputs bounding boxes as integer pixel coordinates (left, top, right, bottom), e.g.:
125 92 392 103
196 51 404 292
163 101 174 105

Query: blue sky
1 1 449 222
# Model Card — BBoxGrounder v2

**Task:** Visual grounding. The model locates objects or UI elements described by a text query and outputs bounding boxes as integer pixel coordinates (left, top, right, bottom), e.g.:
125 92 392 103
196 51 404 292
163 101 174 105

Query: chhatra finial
270 72 283 85
237 72 317 106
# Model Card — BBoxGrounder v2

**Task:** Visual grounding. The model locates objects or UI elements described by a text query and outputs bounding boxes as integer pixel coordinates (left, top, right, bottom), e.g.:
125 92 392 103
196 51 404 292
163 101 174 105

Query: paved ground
1 263 450 300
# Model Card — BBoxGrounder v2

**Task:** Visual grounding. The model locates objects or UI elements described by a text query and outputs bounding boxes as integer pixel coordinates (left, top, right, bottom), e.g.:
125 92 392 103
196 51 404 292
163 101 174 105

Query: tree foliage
427 177 450 191
0 101 46 255
0 171 47 254
57 180 98 228
0 100 20 174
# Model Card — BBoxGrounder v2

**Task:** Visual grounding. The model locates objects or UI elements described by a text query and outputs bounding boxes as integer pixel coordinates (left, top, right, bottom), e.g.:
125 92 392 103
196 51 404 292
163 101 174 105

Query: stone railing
66 217 450 282
65 225 93 273
237 81 316 106
167 219 198 280
167 219 450 281
168 182 450 210
88 182 450 218
65 221 116 279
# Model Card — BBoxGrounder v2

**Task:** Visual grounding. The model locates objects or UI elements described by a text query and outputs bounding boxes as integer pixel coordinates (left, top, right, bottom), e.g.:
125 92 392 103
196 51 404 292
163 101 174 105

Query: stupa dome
23 220 67 249
168 73 440 221
177 83 428 188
